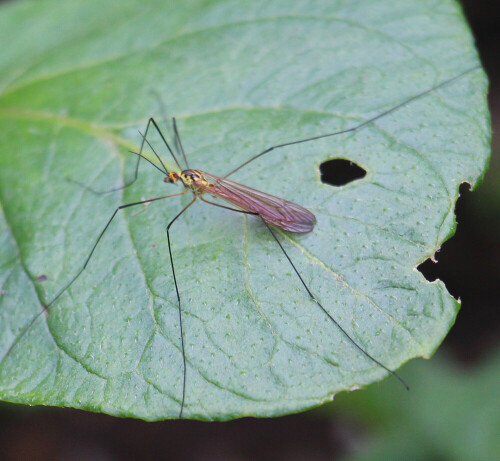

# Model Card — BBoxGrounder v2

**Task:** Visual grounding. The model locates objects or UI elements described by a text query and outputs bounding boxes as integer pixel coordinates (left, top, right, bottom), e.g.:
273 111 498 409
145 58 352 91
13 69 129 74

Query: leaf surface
0 0 490 420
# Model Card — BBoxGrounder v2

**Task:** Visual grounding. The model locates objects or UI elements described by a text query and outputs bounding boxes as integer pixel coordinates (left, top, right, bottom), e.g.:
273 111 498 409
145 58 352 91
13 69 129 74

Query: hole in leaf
417 182 499 362
417 183 471 293
417 258 440 283
320 159 366 186
417 184 471 291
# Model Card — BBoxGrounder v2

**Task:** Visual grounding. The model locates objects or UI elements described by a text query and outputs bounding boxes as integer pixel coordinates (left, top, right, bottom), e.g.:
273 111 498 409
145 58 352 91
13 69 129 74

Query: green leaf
0 0 490 420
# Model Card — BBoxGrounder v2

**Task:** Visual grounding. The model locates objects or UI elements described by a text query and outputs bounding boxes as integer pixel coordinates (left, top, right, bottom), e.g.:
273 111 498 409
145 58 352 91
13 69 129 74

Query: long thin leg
148 92 188 169
172 117 189 169
142 117 183 171
223 65 480 178
4 190 188 359
65 171 141 196
259 218 409 390
65 152 145 196
149 89 186 168
165 196 197 418
199 196 244 212
65 117 173 195
199 196 409 389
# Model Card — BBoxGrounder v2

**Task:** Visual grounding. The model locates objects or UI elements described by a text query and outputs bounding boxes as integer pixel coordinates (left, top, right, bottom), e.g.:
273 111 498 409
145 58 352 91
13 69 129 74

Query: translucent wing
197 172 316 233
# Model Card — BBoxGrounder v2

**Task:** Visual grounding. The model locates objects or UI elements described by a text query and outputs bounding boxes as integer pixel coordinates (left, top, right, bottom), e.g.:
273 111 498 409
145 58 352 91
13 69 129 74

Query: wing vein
197 172 316 233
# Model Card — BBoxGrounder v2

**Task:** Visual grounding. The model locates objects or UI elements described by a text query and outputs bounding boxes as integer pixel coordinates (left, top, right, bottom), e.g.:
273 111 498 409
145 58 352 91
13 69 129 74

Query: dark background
1 1 498 459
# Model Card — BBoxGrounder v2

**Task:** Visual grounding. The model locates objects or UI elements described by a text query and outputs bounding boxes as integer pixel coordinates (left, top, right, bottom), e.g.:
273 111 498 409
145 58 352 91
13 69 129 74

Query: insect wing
199 172 316 232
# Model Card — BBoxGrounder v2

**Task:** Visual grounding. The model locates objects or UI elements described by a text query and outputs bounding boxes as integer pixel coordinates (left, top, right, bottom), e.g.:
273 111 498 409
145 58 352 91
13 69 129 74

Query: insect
4 65 479 418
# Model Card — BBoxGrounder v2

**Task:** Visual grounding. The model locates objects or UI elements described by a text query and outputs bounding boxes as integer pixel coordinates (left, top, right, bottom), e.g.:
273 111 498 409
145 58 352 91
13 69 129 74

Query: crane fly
164 170 316 232
4 65 479 419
